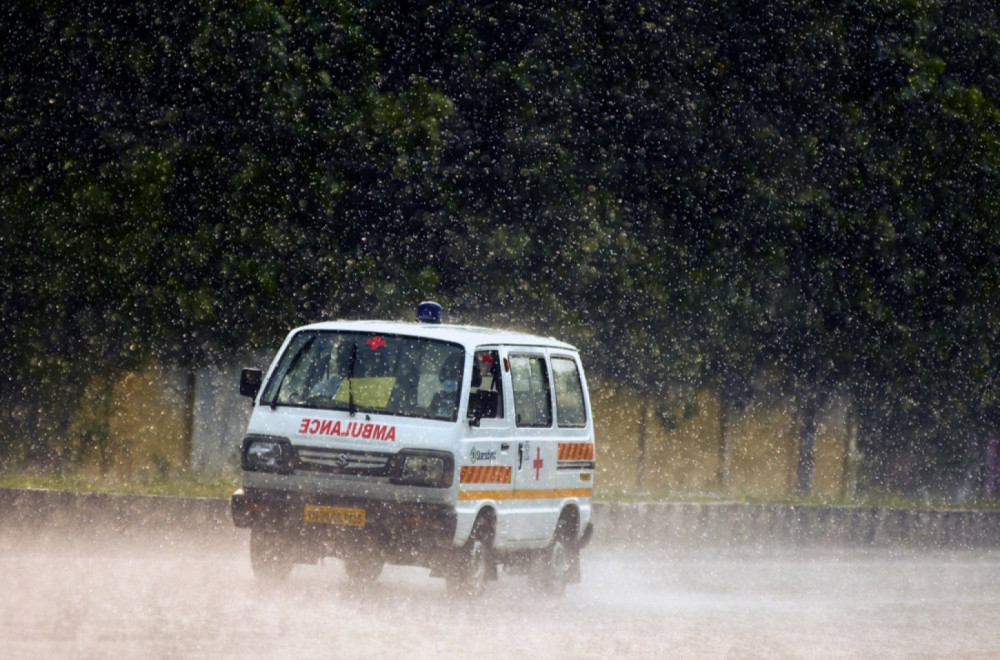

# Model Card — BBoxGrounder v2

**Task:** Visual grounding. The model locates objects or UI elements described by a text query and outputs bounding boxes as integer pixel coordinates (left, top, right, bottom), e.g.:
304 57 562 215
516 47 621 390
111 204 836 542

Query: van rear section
231 309 595 596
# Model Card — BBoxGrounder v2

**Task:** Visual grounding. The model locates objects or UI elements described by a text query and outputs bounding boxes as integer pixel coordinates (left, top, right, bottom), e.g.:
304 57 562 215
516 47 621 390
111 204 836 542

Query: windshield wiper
347 341 358 416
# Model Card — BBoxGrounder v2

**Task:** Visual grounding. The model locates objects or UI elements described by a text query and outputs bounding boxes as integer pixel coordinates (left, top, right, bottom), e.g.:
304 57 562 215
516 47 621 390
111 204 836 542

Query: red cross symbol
533 447 544 480
366 335 386 351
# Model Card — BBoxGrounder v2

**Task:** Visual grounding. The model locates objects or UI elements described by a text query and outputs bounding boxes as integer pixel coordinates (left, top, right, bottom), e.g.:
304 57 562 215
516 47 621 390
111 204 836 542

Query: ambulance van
231 302 595 595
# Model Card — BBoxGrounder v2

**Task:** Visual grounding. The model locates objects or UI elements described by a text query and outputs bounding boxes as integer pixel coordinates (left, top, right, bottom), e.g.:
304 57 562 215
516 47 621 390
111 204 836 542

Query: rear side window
509 354 552 427
552 356 586 427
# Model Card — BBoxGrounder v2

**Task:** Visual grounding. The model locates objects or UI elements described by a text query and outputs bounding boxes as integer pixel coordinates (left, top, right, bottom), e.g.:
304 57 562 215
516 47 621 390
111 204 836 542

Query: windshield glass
260 330 466 421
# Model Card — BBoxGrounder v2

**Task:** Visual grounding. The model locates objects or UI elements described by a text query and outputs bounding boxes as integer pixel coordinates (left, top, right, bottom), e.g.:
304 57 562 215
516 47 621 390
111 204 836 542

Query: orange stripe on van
458 487 592 501
460 465 512 485
557 443 595 461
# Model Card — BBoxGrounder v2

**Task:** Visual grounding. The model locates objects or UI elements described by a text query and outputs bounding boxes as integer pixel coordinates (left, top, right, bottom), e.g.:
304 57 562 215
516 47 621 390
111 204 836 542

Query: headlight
389 450 454 488
241 435 294 474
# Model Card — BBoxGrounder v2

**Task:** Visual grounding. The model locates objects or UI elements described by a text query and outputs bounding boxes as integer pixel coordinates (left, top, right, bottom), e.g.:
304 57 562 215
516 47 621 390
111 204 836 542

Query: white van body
231 309 595 595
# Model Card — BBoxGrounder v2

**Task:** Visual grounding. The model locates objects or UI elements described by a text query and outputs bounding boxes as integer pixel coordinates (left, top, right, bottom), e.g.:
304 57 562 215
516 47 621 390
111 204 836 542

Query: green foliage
2 0 999 497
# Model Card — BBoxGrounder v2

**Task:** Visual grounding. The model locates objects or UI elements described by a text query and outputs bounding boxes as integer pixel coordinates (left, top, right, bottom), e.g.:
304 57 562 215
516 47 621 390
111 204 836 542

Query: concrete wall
78 363 856 499
591 385 854 499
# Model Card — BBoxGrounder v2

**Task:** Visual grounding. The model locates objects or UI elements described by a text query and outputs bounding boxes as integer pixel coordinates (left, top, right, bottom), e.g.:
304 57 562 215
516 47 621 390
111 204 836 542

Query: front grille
295 446 392 476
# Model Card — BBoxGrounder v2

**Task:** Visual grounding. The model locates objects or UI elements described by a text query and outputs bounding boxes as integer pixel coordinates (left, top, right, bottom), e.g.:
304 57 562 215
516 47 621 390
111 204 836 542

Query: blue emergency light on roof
417 301 443 324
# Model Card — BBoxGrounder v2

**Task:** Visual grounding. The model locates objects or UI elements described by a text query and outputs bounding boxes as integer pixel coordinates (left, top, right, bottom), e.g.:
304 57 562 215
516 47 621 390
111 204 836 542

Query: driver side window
468 350 504 419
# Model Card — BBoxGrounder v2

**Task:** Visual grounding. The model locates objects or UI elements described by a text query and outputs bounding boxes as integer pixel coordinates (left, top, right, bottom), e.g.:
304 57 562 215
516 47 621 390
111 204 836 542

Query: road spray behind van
231 302 595 595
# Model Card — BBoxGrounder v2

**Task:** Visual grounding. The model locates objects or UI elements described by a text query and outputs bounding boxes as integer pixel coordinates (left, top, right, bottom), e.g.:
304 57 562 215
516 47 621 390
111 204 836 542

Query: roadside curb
2 488 999 550
0 488 241 549
592 501 1000 549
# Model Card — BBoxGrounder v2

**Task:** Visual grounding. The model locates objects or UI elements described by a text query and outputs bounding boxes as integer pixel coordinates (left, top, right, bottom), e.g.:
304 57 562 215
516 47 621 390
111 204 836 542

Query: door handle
517 442 524 469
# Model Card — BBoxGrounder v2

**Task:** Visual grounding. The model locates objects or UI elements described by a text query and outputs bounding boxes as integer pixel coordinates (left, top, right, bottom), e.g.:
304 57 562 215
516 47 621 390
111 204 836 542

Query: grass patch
0 471 240 499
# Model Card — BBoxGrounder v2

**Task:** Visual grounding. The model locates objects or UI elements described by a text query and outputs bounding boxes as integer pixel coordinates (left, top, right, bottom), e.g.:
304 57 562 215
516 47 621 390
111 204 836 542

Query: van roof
296 319 579 353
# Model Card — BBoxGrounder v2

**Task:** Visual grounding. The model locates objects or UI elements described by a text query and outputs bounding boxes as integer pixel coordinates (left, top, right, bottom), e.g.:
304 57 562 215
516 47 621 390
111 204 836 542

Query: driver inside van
309 340 354 400
431 352 466 419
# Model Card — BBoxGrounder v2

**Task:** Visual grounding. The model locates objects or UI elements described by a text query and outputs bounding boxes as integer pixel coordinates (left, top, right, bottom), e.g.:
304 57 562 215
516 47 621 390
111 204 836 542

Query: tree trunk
181 369 197 472
796 393 819 496
843 402 858 500
717 393 731 493
636 398 648 489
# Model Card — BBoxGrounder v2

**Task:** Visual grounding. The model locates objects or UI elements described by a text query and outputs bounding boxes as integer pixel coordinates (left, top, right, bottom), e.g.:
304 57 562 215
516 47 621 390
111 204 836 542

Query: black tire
344 554 384 587
535 517 577 596
447 517 493 598
249 528 293 582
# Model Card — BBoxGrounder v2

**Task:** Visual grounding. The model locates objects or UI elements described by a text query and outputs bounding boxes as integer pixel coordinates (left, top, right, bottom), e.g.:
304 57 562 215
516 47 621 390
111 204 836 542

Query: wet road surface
2 524 999 659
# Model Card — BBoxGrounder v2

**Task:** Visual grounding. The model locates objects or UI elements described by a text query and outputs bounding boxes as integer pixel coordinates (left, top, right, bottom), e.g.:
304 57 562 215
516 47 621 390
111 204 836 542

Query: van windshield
260 331 466 421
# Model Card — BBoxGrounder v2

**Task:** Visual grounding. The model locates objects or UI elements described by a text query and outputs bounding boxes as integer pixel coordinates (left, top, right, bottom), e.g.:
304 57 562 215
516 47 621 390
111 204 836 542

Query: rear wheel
447 517 493 598
249 528 293 582
535 516 577 596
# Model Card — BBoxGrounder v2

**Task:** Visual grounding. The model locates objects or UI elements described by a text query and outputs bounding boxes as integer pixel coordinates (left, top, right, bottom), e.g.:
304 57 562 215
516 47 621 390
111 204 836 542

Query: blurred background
2 1 999 503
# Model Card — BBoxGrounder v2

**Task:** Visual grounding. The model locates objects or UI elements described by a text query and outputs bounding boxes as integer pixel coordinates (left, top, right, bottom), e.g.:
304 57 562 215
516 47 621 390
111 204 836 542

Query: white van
231 302 595 595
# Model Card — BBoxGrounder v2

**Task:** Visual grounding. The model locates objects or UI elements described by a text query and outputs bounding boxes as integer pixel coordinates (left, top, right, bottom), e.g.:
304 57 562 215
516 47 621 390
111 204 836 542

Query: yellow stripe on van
457 487 593 501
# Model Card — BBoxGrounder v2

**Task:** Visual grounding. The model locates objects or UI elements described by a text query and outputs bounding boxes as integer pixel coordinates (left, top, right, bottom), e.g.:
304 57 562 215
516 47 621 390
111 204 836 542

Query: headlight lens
390 450 454 488
241 436 294 473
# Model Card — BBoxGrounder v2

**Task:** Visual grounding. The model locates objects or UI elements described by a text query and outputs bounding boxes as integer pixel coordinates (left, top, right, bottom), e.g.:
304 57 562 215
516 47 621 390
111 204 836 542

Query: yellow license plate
303 504 366 527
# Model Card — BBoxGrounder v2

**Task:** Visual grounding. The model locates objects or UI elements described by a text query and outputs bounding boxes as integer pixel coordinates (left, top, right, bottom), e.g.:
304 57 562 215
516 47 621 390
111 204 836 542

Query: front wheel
447 517 493 598
344 553 384 587
249 528 293 582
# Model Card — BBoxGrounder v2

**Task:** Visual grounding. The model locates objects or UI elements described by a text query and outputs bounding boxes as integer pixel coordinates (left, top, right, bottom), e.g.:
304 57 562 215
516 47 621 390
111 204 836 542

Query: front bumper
231 487 458 554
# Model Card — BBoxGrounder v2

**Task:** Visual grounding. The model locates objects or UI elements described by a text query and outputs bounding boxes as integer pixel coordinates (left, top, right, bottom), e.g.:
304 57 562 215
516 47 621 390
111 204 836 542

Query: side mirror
239 368 263 399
